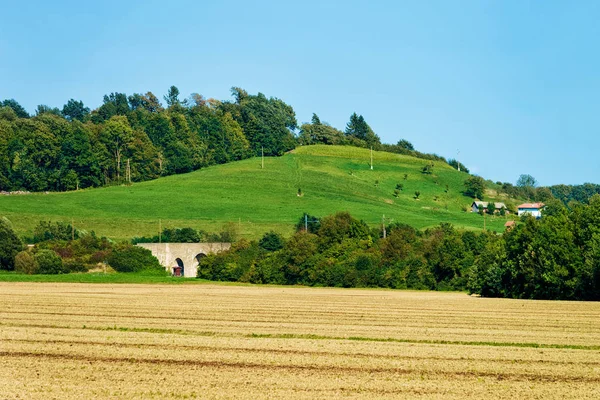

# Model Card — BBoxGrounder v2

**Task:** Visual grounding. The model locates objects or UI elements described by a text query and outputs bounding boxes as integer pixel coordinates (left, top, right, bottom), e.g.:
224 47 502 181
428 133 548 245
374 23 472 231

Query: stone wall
136 243 231 278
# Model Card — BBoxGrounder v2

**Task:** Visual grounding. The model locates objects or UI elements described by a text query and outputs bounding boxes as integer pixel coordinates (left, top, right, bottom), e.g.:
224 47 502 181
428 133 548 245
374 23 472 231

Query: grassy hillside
0 145 515 240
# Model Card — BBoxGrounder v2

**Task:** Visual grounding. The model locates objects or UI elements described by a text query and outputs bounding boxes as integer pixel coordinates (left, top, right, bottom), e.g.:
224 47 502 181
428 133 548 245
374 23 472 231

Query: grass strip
3 321 599 351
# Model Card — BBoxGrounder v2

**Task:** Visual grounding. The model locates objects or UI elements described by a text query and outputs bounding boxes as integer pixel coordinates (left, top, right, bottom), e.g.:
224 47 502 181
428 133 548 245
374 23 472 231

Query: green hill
0 145 515 240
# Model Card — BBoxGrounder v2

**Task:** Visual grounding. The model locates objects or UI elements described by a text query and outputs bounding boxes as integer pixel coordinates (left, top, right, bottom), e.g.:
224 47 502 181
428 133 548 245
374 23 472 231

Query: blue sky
1 0 599 186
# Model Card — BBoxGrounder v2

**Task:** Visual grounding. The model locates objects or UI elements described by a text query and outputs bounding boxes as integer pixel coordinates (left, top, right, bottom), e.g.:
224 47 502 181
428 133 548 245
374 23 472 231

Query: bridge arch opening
173 258 184 277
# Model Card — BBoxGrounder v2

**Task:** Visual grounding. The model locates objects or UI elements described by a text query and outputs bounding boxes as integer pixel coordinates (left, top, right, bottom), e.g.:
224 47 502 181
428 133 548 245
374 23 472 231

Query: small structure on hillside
517 203 545 218
504 220 516 231
471 201 507 214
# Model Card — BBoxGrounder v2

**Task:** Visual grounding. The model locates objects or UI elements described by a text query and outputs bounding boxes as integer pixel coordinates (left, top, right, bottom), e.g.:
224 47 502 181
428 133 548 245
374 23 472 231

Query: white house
517 203 545 218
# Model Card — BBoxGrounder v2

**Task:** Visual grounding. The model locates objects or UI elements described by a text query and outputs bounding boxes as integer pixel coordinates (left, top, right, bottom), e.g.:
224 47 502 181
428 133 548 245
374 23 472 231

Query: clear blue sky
1 0 599 186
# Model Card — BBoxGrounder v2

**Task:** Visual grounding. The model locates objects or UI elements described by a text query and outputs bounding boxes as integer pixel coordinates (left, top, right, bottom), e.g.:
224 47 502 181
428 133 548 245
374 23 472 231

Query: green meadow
0 145 512 240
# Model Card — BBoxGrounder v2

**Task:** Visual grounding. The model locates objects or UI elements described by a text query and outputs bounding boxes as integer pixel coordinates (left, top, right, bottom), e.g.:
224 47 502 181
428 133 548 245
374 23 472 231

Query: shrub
14 250 38 274
33 221 78 243
259 231 285 251
35 249 66 274
107 244 162 273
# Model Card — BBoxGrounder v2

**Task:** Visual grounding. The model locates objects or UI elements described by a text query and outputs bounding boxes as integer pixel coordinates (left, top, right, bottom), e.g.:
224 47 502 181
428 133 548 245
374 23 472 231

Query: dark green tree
164 85 181 107
517 174 537 188
464 176 485 199
0 219 23 270
259 231 285 251
396 139 414 150
35 249 65 274
62 99 90 121
1 99 29 118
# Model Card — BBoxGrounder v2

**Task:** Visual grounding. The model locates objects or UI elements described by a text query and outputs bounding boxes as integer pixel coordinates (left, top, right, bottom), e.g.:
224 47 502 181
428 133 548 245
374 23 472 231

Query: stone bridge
136 243 231 278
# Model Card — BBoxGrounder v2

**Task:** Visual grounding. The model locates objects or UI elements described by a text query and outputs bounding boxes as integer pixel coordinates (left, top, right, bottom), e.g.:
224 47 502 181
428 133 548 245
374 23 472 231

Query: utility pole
159 219 162 243
382 214 386 239
370 147 373 170
261 147 264 169
303 214 320 233
456 149 461 172
126 159 131 184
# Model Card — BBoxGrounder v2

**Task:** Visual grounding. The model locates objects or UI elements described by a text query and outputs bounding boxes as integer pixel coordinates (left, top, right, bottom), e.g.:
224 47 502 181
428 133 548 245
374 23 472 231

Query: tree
487 202 496 215
396 139 414 150
259 231 285 251
35 105 61 117
295 214 321 234
344 113 380 147
448 159 470 174
0 218 22 270
100 116 134 181
62 99 90 121
225 88 297 156
35 249 65 274
164 85 181 107
33 221 78 243
421 163 433 174
14 250 38 274
464 176 485 199
311 113 321 125
1 99 29 118
517 174 537 188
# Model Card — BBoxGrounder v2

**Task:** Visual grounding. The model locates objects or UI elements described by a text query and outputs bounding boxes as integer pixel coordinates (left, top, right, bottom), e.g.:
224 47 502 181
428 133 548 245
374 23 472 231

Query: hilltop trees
344 112 380 148
223 88 297 156
1 86 450 193
298 114 345 145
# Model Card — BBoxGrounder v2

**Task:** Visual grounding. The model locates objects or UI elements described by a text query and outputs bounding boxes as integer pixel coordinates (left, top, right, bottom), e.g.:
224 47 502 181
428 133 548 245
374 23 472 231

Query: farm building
471 201 507 214
517 202 545 218
504 220 516 231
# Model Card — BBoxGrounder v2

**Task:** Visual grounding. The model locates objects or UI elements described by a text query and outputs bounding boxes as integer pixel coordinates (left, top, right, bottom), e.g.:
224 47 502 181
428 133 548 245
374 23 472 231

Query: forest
0 88 441 192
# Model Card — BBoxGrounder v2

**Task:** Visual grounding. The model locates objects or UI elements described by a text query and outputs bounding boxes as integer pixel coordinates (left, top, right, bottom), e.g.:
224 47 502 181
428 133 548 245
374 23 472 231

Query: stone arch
173 257 184 277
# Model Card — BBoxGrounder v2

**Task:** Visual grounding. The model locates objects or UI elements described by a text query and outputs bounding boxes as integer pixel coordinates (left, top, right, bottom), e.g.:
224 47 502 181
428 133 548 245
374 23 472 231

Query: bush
35 249 66 274
259 231 285 251
33 221 78 243
107 244 163 273
14 250 38 274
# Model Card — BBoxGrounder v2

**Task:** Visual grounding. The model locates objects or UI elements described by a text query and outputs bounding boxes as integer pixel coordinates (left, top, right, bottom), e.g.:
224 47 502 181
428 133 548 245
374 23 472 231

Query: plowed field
1 283 599 399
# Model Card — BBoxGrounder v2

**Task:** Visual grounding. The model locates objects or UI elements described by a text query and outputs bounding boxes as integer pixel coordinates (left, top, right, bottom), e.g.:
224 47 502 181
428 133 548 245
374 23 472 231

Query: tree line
1 87 461 192
3 198 600 300
198 204 600 300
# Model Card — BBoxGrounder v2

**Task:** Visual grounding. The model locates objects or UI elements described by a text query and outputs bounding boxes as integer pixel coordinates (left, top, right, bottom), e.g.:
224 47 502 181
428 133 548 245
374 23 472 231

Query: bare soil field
1 283 599 399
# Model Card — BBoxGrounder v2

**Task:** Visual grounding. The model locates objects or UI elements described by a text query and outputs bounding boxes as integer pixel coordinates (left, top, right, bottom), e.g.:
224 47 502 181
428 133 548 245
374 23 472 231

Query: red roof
517 202 544 209
504 221 515 227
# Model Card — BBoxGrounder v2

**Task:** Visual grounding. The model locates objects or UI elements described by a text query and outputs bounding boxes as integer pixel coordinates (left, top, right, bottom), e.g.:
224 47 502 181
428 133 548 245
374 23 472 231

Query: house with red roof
504 220 516 230
517 202 545 218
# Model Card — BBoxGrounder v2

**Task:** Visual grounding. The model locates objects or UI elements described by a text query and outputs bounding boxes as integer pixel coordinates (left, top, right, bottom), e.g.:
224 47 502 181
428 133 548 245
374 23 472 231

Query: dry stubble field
0 283 599 399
